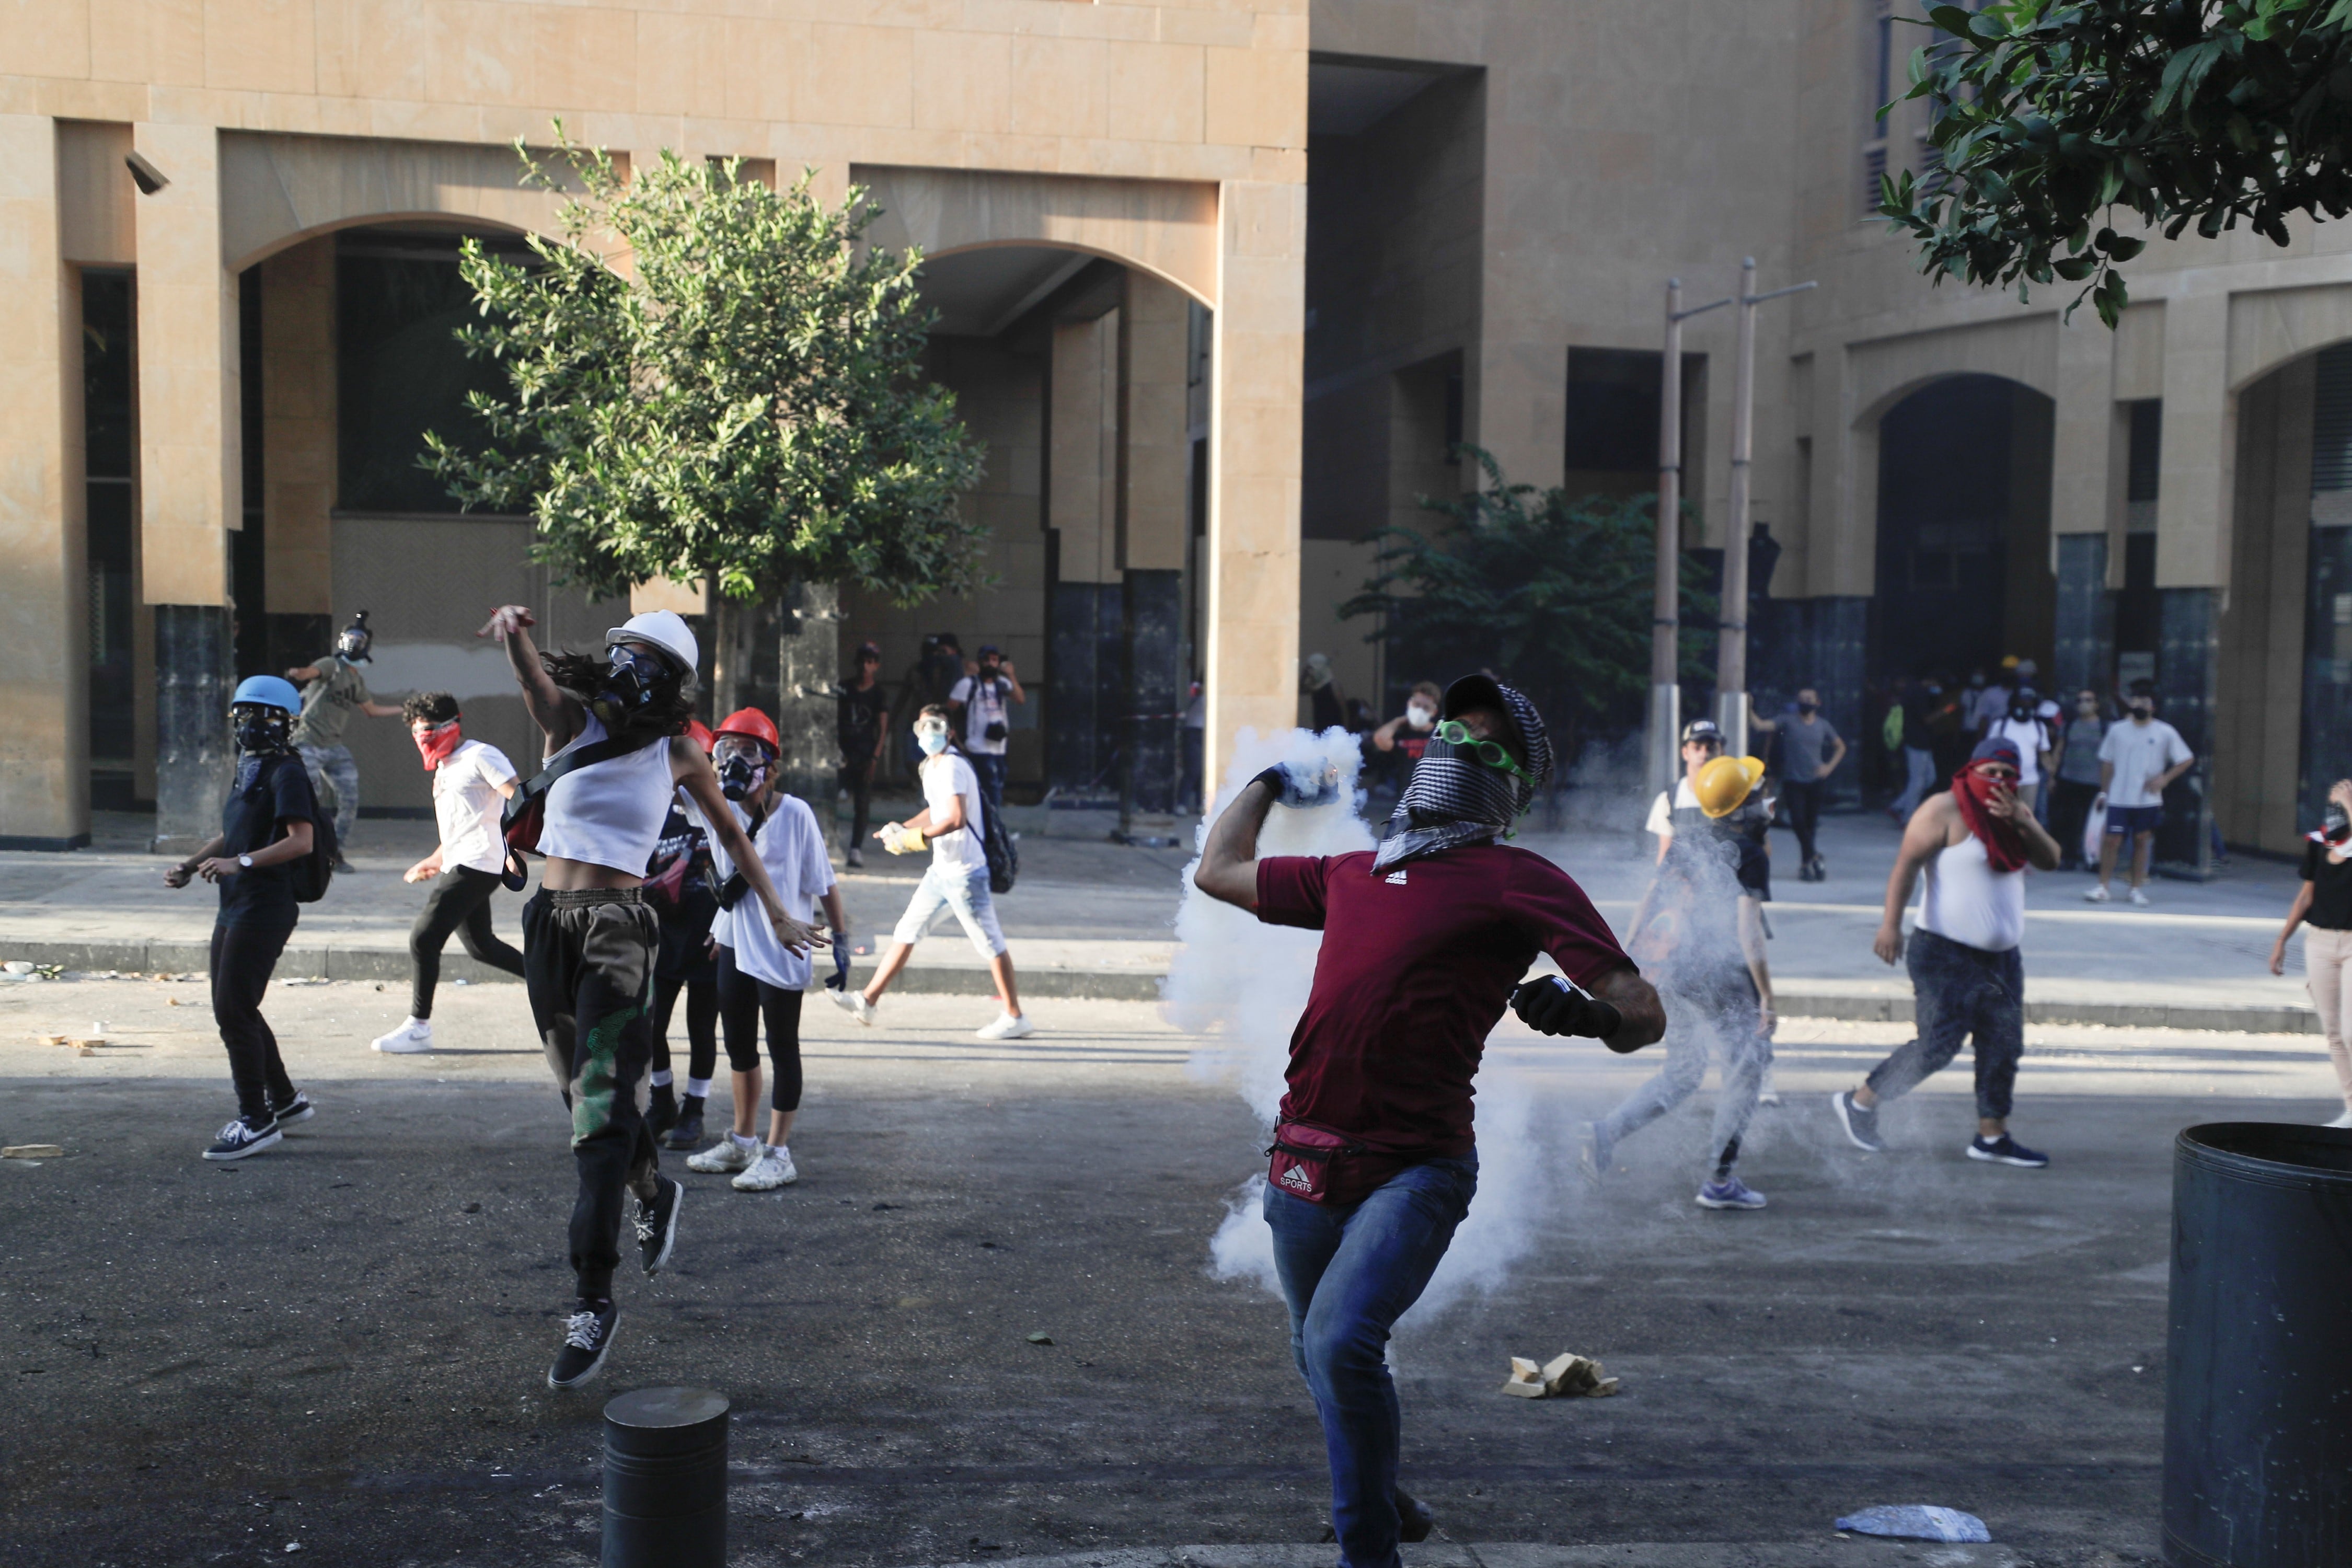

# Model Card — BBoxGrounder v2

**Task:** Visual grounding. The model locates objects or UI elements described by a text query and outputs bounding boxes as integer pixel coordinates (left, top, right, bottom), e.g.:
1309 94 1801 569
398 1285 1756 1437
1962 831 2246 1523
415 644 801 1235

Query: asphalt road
5 978 2326 1567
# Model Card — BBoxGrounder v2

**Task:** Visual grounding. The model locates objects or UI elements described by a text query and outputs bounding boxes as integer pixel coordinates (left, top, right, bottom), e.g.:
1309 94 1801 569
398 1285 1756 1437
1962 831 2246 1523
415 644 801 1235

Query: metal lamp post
1647 279 1731 808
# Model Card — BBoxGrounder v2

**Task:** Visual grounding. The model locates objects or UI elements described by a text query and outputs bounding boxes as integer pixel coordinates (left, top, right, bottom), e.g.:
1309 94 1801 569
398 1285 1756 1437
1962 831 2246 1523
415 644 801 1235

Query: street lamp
1647 279 1730 809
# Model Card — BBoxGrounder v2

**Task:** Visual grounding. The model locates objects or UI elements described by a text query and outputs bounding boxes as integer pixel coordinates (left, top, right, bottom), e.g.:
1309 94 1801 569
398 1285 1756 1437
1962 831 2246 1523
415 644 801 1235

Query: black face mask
234 710 289 754
592 644 673 730
1796 702 1818 716
717 755 767 801
2327 806 2351 844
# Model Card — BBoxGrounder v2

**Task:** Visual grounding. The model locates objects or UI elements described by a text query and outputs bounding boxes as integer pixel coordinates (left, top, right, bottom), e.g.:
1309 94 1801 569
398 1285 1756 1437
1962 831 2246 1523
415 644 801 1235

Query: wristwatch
237 854 254 870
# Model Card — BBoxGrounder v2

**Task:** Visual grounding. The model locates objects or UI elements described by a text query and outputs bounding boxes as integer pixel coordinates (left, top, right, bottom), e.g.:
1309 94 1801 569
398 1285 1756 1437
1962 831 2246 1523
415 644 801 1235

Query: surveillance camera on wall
124 151 169 195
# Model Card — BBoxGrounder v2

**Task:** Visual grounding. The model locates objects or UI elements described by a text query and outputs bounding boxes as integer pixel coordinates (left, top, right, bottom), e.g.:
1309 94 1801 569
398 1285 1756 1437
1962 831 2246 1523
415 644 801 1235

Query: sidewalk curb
1773 988 2320 1036
905 1544 2021 1568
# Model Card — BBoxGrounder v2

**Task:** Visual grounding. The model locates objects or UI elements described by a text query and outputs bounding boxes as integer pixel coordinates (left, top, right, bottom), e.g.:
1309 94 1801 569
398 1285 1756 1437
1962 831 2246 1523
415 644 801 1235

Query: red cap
714 707 779 753
685 720 715 754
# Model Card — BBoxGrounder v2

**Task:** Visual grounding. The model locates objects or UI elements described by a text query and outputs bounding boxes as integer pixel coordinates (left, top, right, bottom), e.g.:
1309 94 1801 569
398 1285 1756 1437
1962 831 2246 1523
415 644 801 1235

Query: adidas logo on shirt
1279 1165 1315 1192
1385 870 1408 885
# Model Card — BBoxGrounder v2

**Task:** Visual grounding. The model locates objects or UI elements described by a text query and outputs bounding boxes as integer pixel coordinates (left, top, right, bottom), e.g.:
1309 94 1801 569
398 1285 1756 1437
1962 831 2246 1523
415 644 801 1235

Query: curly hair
402 691 460 726
541 648 698 742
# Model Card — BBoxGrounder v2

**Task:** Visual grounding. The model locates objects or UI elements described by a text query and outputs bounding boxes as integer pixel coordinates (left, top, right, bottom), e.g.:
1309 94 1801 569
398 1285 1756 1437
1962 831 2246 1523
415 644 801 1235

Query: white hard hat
605 610 699 674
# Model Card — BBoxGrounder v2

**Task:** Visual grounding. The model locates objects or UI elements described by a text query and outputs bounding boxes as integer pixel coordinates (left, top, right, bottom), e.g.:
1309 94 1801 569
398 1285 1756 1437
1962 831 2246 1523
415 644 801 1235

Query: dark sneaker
1968 1133 2049 1168
1697 1176 1768 1210
1831 1090 1884 1152
270 1092 314 1128
660 1099 704 1152
636 1176 683 1276
1396 1488 1435 1543
645 1083 678 1140
202 1116 282 1162
329 857 355 874
547 1299 618 1391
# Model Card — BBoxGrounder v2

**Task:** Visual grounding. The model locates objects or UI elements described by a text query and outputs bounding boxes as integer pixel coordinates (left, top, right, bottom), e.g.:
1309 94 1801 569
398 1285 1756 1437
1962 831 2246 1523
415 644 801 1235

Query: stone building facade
5 0 2349 864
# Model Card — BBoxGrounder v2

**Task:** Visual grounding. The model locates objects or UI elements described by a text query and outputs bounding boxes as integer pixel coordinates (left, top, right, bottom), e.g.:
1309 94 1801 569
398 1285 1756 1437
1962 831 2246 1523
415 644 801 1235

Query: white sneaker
732 1144 798 1190
686 1135 759 1174
975 1012 1034 1041
371 1018 433 1054
828 989 878 1027
2324 1109 2352 1129
2084 885 2111 903
2128 886 2151 906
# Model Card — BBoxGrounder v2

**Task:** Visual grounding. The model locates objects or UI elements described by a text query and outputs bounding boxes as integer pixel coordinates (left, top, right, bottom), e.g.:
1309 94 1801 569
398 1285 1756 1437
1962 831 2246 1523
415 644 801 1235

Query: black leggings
409 864 526 1019
717 946 804 1112
840 756 876 851
213 912 298 1124
656 970 719 1083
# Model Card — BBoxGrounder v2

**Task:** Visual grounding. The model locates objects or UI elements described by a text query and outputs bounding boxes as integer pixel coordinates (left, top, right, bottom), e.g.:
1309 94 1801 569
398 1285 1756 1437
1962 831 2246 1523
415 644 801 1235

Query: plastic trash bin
603 1386 729 1568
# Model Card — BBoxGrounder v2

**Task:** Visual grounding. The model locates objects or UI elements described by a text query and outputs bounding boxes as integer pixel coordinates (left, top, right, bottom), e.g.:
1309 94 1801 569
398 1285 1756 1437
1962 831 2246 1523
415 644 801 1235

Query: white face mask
917 728 950 756
1406 704 1435 728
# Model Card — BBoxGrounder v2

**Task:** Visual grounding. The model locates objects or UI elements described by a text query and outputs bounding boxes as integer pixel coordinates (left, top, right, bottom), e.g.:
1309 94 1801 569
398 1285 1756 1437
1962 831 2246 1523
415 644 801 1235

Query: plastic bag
2081 800 2106 867
1835 1505 1990 1543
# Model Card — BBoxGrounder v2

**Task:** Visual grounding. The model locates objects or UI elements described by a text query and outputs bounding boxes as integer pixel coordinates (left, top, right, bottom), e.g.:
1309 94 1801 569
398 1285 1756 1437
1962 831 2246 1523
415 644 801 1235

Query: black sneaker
1830 1090 1884 1153
547 1298 618 1390
202 1115 282 1162
1396 1488 1435 1543
660 1099 704 1151
636 1175 683 1276
645 1083 679 1139
270 1092 314 1128
329 857 355 874
1968 1133 2049 1168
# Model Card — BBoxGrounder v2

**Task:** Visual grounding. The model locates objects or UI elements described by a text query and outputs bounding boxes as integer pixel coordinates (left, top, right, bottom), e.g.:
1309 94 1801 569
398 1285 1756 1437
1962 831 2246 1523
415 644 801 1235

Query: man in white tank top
1832 736 2060 1168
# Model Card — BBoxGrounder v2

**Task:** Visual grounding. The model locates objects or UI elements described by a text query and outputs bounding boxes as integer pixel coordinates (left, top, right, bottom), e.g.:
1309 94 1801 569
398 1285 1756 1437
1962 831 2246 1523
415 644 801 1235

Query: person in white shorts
833 705 1032 1040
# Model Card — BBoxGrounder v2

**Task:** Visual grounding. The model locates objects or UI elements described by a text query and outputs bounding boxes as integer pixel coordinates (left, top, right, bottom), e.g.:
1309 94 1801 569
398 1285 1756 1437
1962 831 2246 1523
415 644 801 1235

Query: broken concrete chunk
1509 1357 1542 1381
1500 1376 1548 1398
1502 1351 1621 1399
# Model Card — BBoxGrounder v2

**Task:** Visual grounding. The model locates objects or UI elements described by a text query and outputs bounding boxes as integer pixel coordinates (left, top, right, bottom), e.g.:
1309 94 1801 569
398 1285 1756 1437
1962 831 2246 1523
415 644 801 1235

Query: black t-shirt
219 753 317 925
838 683 889 755
2302 836 2352 931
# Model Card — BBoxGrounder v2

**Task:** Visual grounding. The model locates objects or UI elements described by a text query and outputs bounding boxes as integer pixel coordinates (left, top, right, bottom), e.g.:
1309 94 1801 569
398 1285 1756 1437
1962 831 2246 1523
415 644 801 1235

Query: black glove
824 932 852 991
1511 976 1621 1040
1252 763 1342 809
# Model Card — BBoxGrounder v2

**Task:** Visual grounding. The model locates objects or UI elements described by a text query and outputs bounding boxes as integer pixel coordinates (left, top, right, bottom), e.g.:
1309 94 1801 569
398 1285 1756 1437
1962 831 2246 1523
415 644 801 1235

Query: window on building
1861 0 1893 218
83 269 137 803
2126 399 2163 502
1563 348 1704 495
337 227 534 514
2312 344 2352 492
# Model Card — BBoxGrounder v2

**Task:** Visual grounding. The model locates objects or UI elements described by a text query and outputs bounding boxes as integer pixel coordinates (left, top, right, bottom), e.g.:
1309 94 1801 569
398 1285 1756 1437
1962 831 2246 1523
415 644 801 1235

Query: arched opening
1869 374 2057 710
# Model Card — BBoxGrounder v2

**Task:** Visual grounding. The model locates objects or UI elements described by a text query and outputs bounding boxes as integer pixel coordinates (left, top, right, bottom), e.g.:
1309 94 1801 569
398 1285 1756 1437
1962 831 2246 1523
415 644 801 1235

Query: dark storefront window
84 271 137 800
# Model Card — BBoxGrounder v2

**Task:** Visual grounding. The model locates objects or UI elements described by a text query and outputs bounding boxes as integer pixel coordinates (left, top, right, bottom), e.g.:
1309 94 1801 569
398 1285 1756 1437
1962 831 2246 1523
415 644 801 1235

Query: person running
1833 736 2060 1167
647 720 721 1150
2089 681 2195 905
948 644 1023 827
162 676 323 1161
838 642 890 868
1592 752 1778 1209
286 610 404 864
2047 689 2107 870
684 708 850 1191
1644 718 1726 862
370 693 527 1055
1754 688 1845 881
833 705 1032 1040
481 603 825 1392
2267 783 2352 1128
1191 674 1663 1568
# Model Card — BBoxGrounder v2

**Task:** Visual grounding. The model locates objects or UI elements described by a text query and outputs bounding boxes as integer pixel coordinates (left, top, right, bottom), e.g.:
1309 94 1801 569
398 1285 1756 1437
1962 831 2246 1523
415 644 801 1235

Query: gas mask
233 705 290 755
716 746 770 802
592 642 675 730
336 610 372 663
2009 696 2036 722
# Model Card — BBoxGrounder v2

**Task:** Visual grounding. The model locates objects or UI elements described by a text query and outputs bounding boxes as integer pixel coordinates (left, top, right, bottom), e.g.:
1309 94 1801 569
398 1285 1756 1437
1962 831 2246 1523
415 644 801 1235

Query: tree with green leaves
1338 449 1716 771
1881 0 2352 325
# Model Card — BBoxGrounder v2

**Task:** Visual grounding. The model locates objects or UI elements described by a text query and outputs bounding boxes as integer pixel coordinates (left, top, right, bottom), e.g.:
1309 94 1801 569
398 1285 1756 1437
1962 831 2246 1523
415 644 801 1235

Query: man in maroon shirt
1194 675 1664 1568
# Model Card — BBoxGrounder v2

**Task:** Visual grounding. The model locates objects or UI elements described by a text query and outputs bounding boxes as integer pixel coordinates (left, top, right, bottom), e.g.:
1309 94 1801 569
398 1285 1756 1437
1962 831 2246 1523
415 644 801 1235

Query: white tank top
1916 833 2025 954
535 714 675 875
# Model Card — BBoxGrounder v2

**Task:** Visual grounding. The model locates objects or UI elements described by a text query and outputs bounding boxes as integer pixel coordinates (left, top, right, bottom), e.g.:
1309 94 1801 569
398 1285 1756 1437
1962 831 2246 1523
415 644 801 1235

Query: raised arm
1193 775 1278 909
479 604 579 749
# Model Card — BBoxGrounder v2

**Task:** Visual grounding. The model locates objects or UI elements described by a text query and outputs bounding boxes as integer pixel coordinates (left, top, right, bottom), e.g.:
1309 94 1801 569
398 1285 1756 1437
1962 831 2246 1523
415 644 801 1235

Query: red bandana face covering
414 720 462 771
1950 762 2028 872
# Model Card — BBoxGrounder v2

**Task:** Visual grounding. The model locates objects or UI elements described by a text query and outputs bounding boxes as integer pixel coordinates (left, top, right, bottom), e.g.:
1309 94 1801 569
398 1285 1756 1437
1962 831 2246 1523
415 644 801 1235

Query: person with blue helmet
163 674 325 1161
285 610 406 866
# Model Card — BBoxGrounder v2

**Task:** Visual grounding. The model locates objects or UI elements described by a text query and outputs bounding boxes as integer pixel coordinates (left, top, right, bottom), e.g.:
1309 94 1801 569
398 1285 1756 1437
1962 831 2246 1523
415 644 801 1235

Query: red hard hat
685 720 715 754
714 707 779 754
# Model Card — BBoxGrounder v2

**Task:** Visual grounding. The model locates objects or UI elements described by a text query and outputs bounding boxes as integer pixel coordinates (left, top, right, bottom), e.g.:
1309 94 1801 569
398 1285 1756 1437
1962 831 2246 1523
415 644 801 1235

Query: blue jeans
1263 1154 1477 1568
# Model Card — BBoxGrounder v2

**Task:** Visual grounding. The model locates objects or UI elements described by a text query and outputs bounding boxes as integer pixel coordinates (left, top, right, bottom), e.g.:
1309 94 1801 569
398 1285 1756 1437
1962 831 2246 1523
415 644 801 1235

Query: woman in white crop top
481 603 825 1394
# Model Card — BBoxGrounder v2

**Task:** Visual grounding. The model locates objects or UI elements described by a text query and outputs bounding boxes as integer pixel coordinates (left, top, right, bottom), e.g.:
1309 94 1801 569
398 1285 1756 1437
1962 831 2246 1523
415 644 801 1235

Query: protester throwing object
1191 674 1664 1568
370 693 525 1056
286 610 405 866
834 706 1031 1040
1593 752 1779 1208
1834 737 2060 1168
2266 782 2352 1128
480 604 826 1392
162 676 325 1161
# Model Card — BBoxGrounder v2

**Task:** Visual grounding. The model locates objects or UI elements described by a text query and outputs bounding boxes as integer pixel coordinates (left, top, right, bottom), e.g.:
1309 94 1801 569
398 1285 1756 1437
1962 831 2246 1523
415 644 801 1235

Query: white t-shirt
922 752 989 874
714 793 834 990
1987 716 2050 787
2097 718 2193 809
949 674 1014 756
433 739 519 874
1644 779 1701 839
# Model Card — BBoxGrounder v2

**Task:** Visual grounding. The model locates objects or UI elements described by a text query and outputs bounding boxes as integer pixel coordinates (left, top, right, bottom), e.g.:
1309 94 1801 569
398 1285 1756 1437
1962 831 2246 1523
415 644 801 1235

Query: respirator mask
715 742 770 802
592 642 674 730
233 705 290 755
1406 702 1435 728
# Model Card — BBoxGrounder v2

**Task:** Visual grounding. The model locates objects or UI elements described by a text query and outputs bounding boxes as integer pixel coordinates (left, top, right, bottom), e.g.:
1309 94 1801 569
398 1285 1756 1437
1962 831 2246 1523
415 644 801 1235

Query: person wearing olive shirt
2268 785 2352 1128
163 676 324 1162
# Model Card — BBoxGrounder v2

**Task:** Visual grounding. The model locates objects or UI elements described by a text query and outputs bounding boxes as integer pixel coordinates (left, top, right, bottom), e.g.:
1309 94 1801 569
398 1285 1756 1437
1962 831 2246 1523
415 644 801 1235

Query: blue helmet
230 675 302 716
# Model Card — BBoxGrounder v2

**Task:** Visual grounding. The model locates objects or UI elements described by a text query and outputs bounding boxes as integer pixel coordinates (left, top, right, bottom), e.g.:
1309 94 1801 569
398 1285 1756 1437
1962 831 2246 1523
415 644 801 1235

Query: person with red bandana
370 691 527 1055
1832 736 2061 1167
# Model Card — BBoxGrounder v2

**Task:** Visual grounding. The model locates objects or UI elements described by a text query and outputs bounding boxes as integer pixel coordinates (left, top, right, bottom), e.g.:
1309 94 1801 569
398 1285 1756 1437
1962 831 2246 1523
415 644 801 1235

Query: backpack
979 783 1018 895
275 755 337 903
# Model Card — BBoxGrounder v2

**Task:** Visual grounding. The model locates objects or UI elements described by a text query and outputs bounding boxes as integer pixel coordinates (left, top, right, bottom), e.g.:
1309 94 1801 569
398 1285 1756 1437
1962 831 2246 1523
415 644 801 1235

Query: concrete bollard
602 1386 729 1568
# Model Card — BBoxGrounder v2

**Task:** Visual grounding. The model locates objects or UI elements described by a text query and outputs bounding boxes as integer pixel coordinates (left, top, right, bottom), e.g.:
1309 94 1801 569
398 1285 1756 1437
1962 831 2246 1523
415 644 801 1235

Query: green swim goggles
1434 719 1537 786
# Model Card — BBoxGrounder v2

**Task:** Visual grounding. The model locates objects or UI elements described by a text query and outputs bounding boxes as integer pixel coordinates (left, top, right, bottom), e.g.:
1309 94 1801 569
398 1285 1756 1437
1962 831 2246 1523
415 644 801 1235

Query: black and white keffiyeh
1371 678 1552 873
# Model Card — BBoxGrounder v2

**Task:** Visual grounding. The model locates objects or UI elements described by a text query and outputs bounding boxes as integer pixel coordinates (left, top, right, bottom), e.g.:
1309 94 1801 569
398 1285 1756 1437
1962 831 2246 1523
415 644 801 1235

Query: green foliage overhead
1336 449 1716 748
1881 0 2352 326
425 131 986 604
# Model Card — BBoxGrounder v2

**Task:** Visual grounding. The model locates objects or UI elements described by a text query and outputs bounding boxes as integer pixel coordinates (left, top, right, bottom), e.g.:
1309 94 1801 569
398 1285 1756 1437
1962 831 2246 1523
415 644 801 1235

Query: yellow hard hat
1695 754 1766 817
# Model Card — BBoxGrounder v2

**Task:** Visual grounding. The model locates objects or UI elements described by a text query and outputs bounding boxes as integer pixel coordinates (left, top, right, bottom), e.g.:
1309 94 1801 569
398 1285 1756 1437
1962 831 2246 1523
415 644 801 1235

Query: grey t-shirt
290 654 371 749
1779 714 1840 780
2057 716 2106 783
